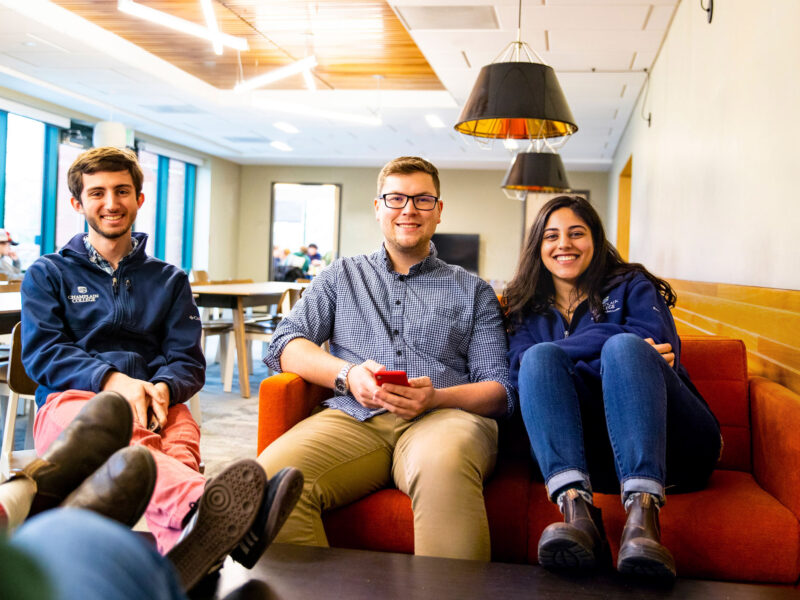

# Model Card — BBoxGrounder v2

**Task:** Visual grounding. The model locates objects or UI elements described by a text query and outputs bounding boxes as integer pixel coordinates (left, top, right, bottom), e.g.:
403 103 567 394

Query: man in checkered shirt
259 156 515 561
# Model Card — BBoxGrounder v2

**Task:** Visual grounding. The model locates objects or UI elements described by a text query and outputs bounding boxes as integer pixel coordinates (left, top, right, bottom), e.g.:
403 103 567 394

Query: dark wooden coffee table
214 544 798 599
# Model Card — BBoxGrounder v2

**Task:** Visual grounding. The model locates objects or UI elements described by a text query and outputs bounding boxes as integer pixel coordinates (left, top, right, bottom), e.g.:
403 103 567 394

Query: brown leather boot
538 488 609 570
617 492 676 579
11 391 133 516
61 446 156 527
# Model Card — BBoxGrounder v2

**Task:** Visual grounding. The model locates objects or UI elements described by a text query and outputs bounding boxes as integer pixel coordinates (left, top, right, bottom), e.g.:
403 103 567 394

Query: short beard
86 217 132 240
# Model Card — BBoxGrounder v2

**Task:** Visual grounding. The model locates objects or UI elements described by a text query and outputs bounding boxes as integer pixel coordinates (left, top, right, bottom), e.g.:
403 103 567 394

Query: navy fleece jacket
21 232 205 408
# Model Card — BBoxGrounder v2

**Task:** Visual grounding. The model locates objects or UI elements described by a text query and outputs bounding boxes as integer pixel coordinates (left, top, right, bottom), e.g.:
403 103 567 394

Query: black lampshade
502 152 571 192
455 62 578 139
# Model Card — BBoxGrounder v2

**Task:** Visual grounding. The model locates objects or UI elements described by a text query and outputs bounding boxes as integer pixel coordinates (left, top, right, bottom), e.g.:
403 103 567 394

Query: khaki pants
257 407 498 561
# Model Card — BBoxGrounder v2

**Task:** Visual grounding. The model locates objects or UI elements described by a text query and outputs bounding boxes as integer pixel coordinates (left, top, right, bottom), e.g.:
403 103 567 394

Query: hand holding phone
147 408 162 434
374 370 410 387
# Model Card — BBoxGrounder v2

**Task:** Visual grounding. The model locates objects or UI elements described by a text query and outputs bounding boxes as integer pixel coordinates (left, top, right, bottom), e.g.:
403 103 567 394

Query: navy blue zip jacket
21 232 205 408
508 272 694 399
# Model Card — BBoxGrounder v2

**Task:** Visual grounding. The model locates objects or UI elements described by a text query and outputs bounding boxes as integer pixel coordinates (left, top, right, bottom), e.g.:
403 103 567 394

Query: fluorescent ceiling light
274 121 299 134
253 98 382 126
235 56 318 93
270 141 292 152
117 0 248 52
199 0 222 55
302 69 317 92
425 114 445 128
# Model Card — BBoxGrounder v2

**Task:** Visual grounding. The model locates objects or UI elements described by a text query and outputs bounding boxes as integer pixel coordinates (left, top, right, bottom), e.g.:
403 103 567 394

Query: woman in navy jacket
505 196 720 579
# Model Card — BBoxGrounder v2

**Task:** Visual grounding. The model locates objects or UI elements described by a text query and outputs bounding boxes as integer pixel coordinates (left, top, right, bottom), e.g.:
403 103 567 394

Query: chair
0 322 38 481
244 288 302 374
0 281 21 292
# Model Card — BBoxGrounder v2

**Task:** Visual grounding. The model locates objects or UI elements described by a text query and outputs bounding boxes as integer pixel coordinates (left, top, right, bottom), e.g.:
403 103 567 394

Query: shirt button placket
391 274 406 368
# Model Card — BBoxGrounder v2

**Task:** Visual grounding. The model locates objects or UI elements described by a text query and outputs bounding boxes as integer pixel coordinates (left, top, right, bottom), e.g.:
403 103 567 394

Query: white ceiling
0 0 677 171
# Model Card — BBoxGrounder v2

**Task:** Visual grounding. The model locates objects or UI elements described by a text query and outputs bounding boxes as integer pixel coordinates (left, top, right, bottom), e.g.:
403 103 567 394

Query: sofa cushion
528 470 800 583
681 337 750 472
324 459 532 562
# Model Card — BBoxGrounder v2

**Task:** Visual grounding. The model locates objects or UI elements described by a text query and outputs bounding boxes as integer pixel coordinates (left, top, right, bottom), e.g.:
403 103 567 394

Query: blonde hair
377 156 440 197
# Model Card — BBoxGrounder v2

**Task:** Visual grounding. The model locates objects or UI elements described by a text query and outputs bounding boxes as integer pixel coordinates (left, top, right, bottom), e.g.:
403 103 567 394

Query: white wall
205 157 241 279
609 0 800 289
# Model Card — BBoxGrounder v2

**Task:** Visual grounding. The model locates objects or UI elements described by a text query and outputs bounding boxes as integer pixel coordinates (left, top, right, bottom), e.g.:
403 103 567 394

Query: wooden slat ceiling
52 0 443 90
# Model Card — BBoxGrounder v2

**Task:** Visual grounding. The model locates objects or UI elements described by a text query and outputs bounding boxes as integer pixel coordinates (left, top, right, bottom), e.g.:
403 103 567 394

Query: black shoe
617 492 676 580
538 488 609 571
230 467 304 568
14 392 133 516
61 446 156 527
168 459 267 591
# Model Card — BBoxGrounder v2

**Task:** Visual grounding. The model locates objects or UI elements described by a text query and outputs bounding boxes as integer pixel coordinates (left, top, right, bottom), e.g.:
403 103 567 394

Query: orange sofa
257 336 800 584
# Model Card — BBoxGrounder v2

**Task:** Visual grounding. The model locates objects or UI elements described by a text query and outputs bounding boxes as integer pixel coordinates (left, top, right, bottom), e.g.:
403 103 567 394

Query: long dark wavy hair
504 195 676 330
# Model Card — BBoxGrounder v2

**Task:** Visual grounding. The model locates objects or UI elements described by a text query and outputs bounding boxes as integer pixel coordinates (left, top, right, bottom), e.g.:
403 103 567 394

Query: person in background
306 243 322 263
0 228 23 280
257 156 514 561
504 195 721 580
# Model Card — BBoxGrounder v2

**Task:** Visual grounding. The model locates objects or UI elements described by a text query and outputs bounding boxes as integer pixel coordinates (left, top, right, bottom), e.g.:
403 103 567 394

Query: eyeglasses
378 193 439 211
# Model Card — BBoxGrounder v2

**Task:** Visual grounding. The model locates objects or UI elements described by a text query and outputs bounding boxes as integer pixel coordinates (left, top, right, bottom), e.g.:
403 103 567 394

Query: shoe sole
169 460 266 591
538 528 598 570
233 467 304 568
618 544 676 580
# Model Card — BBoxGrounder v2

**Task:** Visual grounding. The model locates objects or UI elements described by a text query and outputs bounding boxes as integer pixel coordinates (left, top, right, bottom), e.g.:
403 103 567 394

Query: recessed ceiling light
425 114 446 128
274 121 299 134
270 141 292 152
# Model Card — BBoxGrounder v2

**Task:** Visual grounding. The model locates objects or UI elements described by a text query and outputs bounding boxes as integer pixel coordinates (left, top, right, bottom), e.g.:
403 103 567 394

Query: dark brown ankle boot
538 488 609 570
11 392 133 516
617 492 676 579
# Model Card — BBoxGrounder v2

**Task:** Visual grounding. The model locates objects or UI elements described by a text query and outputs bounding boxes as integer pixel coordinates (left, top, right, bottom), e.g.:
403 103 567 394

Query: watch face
335 378 346 394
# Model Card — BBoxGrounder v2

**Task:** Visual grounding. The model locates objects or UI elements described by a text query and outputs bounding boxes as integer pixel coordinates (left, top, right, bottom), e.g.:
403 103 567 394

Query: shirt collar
83 235 139 273
375 242 439 277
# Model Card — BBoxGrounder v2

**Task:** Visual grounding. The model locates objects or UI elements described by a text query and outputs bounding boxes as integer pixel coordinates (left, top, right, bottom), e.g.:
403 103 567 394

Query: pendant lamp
454 0 577 143
502 152 571 195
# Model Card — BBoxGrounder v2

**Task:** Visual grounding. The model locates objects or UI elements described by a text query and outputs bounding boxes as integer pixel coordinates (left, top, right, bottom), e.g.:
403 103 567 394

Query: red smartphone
374 370 410 387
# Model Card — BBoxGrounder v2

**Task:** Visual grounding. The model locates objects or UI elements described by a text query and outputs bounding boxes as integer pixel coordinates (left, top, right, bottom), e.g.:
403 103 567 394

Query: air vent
396 6 499 30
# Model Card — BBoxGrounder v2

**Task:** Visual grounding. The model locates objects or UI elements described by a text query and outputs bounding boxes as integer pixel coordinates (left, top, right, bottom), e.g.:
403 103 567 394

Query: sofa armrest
257 372 331 454
750 376 800 518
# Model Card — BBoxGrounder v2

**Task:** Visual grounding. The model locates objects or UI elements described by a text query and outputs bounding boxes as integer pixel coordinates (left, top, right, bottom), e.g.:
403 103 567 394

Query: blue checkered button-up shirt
264 244 516 421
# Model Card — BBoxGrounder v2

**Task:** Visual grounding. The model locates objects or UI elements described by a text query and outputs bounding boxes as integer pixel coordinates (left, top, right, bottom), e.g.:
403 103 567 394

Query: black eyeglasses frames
378 193 439 211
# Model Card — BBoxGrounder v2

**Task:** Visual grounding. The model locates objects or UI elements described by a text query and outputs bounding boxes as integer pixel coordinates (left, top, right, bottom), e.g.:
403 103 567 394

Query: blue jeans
8 509 187 600
519 333 721 502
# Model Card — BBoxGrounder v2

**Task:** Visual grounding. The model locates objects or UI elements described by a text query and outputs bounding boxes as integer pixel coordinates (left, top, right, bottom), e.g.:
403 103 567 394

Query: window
135 149 159 239
164 159 186 266
3 113 45 269
55 142 86 249
271 183 340 280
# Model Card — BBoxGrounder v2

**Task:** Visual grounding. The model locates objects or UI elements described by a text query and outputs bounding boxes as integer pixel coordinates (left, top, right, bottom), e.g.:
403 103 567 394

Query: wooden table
191 283 305 398
213 544 798 600
0 291 21 334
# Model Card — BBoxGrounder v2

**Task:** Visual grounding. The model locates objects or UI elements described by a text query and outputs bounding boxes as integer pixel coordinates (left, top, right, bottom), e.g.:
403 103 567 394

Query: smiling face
540 207 594 289
70 170 144 243
374 171 443 269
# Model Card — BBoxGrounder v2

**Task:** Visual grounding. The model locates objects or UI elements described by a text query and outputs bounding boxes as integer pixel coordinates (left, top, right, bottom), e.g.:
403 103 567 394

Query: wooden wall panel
670 279 800 395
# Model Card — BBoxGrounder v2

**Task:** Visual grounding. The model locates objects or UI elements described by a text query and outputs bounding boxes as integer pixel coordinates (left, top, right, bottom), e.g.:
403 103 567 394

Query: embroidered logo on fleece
68 286 99 303
602 296 621 313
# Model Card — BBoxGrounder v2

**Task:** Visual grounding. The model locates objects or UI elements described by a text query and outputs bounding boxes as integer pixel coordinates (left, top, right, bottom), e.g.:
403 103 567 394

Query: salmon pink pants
33 390 205 553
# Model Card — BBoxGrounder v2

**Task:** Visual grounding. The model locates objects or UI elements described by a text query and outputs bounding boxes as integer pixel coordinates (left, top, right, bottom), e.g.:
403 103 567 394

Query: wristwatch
334 362 356 396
